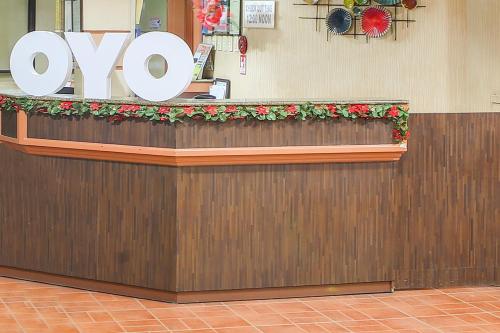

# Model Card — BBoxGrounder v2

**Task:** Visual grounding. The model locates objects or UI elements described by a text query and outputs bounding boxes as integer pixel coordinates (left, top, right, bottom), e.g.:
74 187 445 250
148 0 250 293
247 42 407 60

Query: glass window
0 0 28 71
137 0 168 78
0 0 81 72
137 0 168 36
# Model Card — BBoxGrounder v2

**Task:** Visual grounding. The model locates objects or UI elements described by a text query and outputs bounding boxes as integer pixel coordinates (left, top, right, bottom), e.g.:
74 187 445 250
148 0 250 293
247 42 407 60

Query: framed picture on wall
202 0 242 36
214 0 230 34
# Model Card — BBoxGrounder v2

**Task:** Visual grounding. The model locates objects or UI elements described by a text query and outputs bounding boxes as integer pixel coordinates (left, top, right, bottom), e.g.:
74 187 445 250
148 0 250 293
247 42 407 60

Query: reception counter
0 93 498 303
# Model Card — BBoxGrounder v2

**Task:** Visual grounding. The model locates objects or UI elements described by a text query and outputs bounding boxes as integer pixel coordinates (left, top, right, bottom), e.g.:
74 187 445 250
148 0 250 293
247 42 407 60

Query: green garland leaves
0 95 410 143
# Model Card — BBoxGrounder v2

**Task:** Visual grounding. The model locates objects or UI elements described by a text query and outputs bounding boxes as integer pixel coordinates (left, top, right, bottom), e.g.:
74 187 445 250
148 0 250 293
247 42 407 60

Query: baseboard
0 266 393 303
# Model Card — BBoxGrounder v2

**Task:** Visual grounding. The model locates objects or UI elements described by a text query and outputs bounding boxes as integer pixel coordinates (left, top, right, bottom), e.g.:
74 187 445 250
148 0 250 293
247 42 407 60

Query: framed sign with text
243 1 275 29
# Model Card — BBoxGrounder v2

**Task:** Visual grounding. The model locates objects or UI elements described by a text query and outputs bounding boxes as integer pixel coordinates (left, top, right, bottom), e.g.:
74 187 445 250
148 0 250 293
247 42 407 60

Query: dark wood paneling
0 146 177 291
175 120 394 148
1 111 17 138
28 115 176 148
0 113 498 295
175 113 499 291
27 114 393 148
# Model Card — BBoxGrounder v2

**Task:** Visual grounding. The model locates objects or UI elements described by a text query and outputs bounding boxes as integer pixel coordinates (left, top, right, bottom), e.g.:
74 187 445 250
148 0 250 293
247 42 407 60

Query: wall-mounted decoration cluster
294 0 424 41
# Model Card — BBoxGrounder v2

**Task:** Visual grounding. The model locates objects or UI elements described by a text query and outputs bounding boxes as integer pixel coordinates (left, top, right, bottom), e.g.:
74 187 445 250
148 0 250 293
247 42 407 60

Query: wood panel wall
0 149 178 291
27 115 393 148
0 113 498 293
1 111 17 138
28 116 176 148
175 113 499 291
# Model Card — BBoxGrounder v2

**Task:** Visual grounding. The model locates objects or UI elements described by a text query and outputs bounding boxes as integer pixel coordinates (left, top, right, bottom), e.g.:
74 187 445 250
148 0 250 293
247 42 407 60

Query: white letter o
10 31 73 96
123 32 194 102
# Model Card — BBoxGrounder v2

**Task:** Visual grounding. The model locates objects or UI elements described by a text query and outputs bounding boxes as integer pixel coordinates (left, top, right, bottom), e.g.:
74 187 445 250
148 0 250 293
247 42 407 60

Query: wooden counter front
0 95 497 303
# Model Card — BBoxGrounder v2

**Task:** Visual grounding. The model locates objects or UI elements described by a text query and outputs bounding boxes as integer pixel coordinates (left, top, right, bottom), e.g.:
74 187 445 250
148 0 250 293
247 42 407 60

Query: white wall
212 0 500 113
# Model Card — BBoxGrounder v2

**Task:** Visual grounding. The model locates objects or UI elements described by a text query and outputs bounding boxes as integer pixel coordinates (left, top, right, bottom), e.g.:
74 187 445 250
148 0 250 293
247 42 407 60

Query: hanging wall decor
296 0 425 42
361 6 392 38
326 8 353 35
197 0 243 36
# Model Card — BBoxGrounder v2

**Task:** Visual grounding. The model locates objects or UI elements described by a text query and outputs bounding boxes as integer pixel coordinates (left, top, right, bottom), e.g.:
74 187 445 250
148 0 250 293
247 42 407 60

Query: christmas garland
0 95 410 143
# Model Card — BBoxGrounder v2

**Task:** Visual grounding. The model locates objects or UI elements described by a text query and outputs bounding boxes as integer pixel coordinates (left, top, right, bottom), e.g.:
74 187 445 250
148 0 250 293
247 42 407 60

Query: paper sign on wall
243 1 275 29
240 54 247 75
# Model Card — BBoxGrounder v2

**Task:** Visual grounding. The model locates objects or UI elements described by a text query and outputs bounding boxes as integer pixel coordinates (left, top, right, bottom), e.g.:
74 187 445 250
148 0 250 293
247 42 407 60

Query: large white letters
65 33 130 100
10 32 73 96
123 32 194 102
10 31 194 102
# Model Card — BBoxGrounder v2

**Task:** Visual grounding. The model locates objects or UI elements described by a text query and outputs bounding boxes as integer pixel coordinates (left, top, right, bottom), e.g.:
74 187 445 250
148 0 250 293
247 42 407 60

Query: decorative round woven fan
361 6 392 38
326 8 353 35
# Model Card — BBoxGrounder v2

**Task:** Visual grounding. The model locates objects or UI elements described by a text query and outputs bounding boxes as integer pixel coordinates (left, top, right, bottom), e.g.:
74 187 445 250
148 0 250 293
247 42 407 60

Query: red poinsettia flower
326 104 338 117
90 102 101 111
0 96 6 105
59 101 73 110
256 105 269 115
118 104 141 113
225 105 237 113
205 105 219 116
160 117 168 122
183 106 195 115
286 105 298 115
348 104 370 115
158 107 170 115
388 106 400 118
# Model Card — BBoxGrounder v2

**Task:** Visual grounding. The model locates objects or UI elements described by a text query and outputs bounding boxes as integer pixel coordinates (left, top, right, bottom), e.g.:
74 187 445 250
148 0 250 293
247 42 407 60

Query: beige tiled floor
0 277 499 332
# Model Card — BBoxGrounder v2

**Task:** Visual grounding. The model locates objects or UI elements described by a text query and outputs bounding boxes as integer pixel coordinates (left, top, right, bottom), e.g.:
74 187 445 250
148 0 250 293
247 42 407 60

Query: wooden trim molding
1 138 406 167
0 266 393 303
0 110 407 167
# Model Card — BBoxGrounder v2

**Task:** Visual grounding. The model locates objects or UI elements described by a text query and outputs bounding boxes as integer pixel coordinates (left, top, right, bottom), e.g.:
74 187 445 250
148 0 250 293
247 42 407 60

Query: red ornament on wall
361 7 392 38
238 36 248 54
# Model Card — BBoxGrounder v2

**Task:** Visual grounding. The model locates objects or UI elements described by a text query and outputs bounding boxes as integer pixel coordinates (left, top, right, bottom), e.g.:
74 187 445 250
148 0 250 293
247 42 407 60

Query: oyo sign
9 31 194 102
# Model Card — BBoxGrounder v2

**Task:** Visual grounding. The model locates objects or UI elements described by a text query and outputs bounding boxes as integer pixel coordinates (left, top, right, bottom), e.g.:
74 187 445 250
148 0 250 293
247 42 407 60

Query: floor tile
240 313 292 326
258 325 306 332
202 315 251 328
0 277 498 333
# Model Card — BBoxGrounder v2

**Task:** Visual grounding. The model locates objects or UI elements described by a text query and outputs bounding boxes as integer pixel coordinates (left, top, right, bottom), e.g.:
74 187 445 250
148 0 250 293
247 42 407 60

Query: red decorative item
59 101 73 110
193 0 224 31
402 0 418 10
238 36 248 54
361 6 392 38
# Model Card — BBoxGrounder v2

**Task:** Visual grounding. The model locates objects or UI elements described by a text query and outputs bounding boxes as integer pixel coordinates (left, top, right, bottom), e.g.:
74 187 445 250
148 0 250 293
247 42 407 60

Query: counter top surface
0 90 408 106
